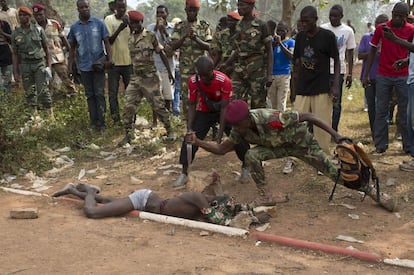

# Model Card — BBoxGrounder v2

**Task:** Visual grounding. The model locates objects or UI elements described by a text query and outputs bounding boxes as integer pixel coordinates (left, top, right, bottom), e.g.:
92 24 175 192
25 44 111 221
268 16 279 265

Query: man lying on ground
185 99 396 212
52 182 270 226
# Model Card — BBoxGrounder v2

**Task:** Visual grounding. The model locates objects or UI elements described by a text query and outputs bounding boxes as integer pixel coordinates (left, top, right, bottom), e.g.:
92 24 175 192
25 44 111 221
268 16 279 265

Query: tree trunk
282 0 294 31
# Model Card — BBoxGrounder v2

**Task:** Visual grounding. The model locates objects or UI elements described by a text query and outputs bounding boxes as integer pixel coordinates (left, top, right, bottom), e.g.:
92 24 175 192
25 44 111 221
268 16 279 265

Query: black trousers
179 111 250 167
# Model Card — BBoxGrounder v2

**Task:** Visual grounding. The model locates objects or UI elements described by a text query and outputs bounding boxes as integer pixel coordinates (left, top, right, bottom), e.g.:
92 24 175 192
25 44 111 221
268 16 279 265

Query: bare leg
52 183 111 203
81 184 135 219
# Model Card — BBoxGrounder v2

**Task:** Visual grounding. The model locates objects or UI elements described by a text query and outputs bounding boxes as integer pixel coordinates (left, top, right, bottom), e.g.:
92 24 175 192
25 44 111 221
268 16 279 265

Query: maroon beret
128 10 144 22
225 100 249 124
32 4 45 13
186 0 201 8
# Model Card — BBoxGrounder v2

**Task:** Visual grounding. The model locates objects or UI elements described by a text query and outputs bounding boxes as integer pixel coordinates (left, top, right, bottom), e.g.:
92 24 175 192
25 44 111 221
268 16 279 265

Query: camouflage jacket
228 109 311 148
170 19 212 75
129 28 162 74
211 28 236 63
233 18 272 60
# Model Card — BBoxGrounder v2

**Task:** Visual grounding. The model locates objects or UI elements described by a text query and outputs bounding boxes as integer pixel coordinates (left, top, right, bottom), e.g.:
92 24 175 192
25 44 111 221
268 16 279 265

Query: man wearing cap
104 0 115 19
166 0 212 117
104 0 131 124
11 6 53 113
222 0 273 109
32 4 77 97
185 99 396 211
147 5 176 128
68 0 112 132
173 56 250 187
211 11 241 77
117 10 175 147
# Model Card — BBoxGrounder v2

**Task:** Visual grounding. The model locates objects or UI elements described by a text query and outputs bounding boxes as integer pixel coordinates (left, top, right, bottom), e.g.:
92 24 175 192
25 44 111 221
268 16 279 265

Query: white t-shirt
321 23 356 74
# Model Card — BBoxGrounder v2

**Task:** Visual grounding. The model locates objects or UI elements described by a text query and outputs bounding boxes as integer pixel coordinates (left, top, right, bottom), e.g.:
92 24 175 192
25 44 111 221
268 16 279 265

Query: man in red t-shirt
174 56 250 188
363 2 414 154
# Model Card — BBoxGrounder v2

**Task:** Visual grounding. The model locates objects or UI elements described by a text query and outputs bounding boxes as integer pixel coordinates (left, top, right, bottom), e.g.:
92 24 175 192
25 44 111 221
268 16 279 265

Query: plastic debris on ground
336 235 364 243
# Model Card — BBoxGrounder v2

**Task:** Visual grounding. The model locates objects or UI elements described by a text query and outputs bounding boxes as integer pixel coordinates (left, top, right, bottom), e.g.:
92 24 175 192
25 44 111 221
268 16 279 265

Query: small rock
385 178 396 187
95 175 108 179
56 146 71 153
199 231 210 236
130 176 143 185
255 241 262 247
10 208 38 219
348 214 360 220
394 212 401 219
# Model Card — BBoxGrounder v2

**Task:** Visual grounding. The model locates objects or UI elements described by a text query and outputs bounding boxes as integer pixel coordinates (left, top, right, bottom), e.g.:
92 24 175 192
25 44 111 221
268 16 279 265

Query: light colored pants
295 93 333 154
158 71 174 100
268 74 290 111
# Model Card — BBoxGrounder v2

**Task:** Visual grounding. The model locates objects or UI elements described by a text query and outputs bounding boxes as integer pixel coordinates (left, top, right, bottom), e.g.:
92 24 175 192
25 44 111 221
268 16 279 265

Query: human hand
185 131 197 145
274 34 281 45
362 76 369 88
382 25 397 41
168 73 175 85
393 59 408 70
345 75 352 88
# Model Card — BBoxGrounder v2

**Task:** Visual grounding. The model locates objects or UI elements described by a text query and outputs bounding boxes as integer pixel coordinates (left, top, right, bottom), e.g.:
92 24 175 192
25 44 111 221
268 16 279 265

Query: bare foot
51 183 76 197
76 183 101 193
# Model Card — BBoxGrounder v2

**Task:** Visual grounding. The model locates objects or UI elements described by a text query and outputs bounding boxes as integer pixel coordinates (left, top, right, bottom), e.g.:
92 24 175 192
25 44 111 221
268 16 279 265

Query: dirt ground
1 135 414 274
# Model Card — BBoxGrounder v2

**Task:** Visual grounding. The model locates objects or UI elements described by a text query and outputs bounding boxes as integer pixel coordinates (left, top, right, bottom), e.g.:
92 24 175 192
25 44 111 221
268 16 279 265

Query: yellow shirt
104 14 131 66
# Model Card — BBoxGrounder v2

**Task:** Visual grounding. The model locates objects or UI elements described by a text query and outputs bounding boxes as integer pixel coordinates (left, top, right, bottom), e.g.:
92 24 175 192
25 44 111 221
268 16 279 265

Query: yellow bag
329 138 379 201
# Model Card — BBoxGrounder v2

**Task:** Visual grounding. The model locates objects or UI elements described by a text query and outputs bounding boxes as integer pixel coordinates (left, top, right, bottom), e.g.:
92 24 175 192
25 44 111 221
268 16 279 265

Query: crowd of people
2 0 412 219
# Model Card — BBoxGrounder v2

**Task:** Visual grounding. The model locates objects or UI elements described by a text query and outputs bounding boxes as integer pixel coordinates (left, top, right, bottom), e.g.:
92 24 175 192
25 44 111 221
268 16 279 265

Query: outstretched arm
186 131 235 155
299 112 342 143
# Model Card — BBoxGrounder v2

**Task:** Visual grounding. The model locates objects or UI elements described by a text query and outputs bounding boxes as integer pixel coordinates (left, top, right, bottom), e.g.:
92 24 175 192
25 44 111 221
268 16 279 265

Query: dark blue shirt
68 16 109 72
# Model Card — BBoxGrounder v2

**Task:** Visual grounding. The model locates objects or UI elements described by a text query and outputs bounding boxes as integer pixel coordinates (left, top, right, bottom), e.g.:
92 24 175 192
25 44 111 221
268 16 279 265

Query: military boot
117 131 133 147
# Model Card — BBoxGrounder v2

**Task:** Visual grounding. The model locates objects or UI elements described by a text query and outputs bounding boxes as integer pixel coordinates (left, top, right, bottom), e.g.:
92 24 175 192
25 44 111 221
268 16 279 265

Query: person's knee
83 205 101 219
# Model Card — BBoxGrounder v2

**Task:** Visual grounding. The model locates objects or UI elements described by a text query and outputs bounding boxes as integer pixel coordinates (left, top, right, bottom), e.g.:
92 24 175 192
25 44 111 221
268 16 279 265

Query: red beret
18 6 32 16
227 11 241 21
32 4 45 13
225 100 249 124
186 0 201 8
128 10 144 22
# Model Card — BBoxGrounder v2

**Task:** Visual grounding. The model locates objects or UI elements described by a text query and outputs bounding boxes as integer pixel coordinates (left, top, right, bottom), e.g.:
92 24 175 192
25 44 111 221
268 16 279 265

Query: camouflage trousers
0 64 12 94
122 72 171 132
245 139 339 187
232 58 267 109
179 72 192 118
51 62 77 95
20 61 52 109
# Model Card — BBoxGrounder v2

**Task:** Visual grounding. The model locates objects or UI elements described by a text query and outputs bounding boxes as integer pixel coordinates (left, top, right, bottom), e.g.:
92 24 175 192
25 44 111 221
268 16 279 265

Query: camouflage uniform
211 28 235 76
228 109 338 187
232 18 272 108
44 19 76 95
169 19 212 116
11 23 52 108
122 29 172 135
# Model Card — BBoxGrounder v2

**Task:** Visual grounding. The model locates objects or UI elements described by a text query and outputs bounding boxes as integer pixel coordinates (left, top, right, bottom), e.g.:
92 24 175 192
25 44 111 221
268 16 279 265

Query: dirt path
1 139 414 274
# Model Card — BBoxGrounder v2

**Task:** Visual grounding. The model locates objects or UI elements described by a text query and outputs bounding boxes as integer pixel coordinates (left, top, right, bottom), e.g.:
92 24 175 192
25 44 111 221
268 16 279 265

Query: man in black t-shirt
0 19 12 94
292 6 339 155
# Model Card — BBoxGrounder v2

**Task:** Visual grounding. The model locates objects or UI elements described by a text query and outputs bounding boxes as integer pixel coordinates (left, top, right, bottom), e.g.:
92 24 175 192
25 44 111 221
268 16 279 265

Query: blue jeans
107 65 132 122
374 75 409 151
0 64 12 94
172 67 181 116
330 74 344 131
407 83 414 157
80 70 106 129
364 79 376 139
